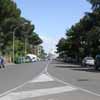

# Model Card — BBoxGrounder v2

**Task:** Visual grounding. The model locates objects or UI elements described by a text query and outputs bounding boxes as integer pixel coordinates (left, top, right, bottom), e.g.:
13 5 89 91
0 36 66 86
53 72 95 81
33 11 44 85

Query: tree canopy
0 0 42 56
56 0 100 62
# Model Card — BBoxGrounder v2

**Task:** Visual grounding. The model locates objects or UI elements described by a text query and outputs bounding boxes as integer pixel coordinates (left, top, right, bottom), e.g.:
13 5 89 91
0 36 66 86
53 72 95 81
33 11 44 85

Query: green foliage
0 0 20 20
87 0 100 10
0 0 43 57
57 0 100 62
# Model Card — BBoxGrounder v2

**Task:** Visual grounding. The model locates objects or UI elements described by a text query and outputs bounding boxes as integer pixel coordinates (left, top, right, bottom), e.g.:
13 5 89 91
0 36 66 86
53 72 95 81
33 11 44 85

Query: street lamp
22 23 29 56
12 22 28 63
24 37 27 55
12 26 19 63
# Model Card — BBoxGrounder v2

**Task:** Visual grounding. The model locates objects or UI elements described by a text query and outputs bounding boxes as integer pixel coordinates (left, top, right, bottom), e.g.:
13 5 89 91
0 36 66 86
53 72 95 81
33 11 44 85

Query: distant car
82 57 95 67
95 54 100 70
24 57 31 63
31 57 37 62
26 54 37 62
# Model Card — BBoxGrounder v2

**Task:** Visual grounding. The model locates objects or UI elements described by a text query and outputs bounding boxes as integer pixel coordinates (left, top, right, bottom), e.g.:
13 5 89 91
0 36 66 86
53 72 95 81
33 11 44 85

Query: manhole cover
77 79 89 81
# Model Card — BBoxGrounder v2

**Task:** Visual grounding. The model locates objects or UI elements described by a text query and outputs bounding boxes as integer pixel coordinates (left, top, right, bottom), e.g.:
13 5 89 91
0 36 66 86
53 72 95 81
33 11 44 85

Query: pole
12 23 27 63
13 30 15 63
25 37 27 56
12 27 18 63
13 31 15 63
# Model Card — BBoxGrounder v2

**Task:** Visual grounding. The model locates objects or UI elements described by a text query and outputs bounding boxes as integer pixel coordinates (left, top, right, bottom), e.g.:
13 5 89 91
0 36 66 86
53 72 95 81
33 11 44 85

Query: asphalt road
0 61 46 96
47 60 100 99
0 60 100 100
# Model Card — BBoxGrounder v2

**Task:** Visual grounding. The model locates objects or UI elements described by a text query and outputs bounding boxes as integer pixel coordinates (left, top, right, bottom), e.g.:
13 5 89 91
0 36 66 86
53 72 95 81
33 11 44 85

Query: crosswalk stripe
29 73 54 83
0 86 77 100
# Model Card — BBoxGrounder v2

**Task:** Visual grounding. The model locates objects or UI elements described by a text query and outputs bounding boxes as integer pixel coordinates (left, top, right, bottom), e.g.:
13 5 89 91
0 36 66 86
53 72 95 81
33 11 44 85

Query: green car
15 56 31 64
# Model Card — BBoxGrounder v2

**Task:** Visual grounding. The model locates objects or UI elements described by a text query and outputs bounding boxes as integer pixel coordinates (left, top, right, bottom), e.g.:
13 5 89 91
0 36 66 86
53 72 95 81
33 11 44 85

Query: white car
26 54 37 62
82 57 95 66
31 57 37 62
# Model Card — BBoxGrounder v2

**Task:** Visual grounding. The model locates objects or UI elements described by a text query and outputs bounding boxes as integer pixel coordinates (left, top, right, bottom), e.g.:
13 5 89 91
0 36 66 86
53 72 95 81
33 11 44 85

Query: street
1 0 100 99
0 61 46 96
0 60 100 99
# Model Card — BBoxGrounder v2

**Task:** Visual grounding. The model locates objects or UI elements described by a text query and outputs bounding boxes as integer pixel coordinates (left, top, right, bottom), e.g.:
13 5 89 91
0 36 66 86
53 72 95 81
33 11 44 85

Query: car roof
84 57 94 60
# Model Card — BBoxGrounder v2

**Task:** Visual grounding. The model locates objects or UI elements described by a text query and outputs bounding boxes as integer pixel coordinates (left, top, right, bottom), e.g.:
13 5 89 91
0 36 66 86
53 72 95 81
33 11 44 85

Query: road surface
0 61 46 95
0 60 100 100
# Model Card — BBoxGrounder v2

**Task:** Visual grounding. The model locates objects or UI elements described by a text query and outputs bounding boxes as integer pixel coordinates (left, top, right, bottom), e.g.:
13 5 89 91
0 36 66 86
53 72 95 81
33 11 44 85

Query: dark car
95 55 100 70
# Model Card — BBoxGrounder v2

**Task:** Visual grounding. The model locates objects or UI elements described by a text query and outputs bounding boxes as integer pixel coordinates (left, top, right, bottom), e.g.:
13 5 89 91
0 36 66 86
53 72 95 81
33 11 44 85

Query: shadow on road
71 67 100 73
56 65 81 68
55 64 100 73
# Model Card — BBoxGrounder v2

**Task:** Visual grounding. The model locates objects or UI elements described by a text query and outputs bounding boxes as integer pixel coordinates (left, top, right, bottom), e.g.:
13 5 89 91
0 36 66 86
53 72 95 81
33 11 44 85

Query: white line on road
0 80 30 98
0 86 77 100
29 73 54 83
0 62 48 98
29 61 54 83
46 62 100 97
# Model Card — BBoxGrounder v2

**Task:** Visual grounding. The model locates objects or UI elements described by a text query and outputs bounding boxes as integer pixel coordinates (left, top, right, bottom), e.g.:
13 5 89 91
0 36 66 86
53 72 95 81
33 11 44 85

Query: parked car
82 56 95 67
95 54 100 70
15 56 31 64
25 57 31 63
26 54 38 62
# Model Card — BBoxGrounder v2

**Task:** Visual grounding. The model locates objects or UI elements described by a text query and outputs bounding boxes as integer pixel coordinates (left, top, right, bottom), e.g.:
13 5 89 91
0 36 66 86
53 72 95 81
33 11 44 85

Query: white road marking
0 86 77 100
0 81 30 98
0 62 47 97
29 73 54 83
46 67 100 97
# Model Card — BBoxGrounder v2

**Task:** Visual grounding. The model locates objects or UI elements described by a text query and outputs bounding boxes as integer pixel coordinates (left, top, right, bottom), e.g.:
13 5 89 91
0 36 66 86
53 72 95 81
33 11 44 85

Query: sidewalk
5 63 16 66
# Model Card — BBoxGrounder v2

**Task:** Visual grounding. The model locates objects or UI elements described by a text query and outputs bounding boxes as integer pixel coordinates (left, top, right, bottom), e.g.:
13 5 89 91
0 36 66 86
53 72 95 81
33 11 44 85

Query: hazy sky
16 0 91 53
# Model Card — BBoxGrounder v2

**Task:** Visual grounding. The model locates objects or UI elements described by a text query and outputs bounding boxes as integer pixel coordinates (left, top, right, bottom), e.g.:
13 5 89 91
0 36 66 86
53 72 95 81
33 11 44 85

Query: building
32 45 42 57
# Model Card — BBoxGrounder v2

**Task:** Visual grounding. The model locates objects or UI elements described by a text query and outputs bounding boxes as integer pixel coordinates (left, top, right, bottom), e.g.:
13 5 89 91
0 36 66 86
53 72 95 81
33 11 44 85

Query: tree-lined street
0 0 100 99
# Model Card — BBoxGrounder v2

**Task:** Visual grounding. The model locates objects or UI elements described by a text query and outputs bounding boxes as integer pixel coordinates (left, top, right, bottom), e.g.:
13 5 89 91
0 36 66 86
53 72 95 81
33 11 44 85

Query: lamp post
12 22 28 63
22 30 28 56
20 22 28 56
12 27 18 63
24 37 27 55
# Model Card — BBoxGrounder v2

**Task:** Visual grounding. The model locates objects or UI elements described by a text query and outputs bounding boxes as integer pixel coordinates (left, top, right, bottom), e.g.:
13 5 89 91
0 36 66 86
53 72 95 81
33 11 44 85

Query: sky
15 0 91 53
